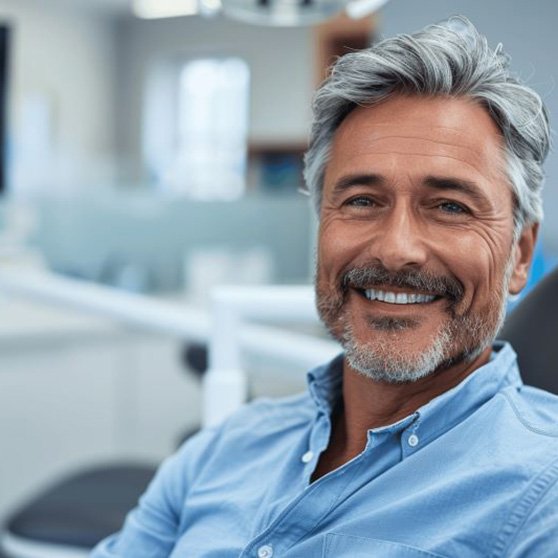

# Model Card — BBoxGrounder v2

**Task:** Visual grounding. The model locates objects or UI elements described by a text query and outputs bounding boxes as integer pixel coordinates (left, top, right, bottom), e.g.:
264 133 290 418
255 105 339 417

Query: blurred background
0 0 557 550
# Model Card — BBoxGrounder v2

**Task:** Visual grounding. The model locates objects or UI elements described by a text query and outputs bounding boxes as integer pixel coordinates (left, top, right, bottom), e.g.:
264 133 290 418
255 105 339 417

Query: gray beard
341 311 496 383
317 258 514 384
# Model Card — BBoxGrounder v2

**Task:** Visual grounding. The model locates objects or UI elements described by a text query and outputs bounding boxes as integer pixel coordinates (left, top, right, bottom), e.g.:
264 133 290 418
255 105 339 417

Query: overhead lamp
133 0 391 24
221 0 344 26
133 0 200 19
345 0 391 20
221 0 391 26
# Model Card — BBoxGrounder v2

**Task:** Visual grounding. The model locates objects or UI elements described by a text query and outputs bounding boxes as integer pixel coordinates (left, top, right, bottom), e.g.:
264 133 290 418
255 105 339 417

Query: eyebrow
331 174 385 196
331 173 489 205
423 176 489 204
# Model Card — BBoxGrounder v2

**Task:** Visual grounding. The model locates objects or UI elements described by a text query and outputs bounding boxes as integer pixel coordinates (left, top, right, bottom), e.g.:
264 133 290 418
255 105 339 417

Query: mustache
342 264 464 303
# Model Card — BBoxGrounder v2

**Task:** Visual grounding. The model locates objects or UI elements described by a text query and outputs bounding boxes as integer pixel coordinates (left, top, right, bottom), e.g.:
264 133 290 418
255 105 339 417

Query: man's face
316 95 536 382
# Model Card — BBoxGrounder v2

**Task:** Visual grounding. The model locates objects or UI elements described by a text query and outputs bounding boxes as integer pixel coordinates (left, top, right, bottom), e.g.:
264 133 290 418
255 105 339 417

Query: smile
363 288 437 304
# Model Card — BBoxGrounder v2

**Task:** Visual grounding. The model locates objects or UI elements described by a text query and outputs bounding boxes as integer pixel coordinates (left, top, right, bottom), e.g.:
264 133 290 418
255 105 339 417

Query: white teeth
385 292 396 303
364 289 436 304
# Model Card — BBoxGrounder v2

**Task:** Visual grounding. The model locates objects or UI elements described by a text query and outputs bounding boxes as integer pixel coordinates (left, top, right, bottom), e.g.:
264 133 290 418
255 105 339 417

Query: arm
90 427 219 558
500 465 558 558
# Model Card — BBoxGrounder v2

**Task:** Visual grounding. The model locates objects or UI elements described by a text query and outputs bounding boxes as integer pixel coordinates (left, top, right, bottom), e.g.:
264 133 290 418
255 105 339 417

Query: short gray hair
303 16 550 232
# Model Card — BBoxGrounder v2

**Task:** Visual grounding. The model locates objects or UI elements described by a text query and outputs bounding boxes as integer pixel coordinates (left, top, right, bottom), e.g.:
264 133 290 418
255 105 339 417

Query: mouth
357 287 441 305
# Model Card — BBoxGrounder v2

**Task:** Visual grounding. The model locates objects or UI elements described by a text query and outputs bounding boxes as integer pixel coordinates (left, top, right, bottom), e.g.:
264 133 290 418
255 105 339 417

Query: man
92 17 557 557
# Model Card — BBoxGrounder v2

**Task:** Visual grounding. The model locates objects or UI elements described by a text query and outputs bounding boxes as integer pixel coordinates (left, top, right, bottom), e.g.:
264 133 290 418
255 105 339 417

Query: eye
437 201 470 215
345 195 376 208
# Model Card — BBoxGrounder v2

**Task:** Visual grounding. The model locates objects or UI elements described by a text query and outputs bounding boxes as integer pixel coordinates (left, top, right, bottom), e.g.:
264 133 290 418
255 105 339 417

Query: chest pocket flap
323 533 448 558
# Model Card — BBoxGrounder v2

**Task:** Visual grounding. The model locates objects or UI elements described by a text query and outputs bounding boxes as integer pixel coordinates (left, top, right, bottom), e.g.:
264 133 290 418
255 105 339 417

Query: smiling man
310 91 538 481
92 17 558 558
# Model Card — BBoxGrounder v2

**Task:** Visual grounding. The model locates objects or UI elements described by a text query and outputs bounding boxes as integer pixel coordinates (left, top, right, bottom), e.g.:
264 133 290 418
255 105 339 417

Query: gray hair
303 16 550 233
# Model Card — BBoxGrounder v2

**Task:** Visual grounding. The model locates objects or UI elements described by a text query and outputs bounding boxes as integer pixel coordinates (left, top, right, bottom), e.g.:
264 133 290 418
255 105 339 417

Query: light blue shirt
92 342 558 557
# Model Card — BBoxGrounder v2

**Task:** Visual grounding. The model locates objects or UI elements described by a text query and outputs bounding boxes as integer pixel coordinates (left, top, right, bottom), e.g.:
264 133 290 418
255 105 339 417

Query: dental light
132 0 392 26
133 0 201 18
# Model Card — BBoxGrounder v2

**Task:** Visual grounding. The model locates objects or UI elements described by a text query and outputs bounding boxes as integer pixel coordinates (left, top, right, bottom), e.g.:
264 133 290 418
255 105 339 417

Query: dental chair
1 268 557 558
499 266 558 393
0 343 209 558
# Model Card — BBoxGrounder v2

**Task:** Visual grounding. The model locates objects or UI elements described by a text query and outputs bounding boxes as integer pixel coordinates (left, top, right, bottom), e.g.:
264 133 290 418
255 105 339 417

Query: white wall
0 0 118 195
113 14 314 182
378 0 558 251
0 298 202 518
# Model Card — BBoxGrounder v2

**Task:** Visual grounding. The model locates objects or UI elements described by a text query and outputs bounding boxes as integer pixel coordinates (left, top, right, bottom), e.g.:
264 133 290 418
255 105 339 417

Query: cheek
319 217 377 260
317 224 341 275
442 232 511 307
317 222 363 284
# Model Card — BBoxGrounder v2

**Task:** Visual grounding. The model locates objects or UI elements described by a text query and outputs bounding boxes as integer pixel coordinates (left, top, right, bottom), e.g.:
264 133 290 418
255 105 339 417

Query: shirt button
257 544 273 558
408 434 419 447
301 450 314 463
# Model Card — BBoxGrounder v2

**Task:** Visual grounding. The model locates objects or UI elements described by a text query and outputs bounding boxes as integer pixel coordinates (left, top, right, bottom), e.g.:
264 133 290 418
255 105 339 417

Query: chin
342 325 449 383
341 315 495 384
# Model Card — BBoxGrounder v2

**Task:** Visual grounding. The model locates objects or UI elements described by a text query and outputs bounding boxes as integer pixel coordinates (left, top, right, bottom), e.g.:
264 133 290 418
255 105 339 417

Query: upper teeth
364 289 436 304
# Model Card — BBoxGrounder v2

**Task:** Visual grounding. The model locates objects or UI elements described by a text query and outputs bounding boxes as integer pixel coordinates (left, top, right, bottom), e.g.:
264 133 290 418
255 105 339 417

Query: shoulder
494 450 558 557
211 391 316 450
172 391 315 471
500 384 558 438
476 384 558 555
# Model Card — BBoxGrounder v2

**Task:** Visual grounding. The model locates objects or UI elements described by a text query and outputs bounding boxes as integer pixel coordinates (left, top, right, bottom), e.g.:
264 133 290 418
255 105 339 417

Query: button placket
403 415 421 454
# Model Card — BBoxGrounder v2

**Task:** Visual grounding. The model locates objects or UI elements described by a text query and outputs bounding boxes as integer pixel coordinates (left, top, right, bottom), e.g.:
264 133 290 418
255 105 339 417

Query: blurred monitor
0 24 10 194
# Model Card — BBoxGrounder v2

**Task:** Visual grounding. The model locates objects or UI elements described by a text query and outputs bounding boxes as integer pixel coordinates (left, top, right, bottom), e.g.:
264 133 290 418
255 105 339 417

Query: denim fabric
91 342 558 557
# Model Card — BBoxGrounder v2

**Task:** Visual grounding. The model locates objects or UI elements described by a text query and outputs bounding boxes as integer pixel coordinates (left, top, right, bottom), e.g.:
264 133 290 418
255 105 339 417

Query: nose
371 204 429 271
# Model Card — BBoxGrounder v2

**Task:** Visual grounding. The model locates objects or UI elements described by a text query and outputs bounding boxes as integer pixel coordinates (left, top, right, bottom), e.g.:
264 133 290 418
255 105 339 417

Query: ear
508 223 539 295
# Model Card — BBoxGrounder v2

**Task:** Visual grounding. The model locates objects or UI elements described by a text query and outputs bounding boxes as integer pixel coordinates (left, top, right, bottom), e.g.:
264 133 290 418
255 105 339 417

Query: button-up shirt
91 342 558 557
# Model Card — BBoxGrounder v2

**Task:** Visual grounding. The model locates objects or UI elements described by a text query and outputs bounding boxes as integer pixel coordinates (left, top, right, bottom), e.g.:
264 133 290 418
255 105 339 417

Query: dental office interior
0 0 557 556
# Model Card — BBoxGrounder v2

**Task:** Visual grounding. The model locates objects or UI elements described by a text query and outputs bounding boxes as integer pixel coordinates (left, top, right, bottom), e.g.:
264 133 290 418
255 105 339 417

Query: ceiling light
345 0 390 20
133 0 199 19
133 0 392 24
222 0 346 26
199 0 222 16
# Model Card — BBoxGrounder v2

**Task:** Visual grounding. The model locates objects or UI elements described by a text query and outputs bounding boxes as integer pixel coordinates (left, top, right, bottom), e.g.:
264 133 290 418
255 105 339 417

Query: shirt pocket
323 533 448 558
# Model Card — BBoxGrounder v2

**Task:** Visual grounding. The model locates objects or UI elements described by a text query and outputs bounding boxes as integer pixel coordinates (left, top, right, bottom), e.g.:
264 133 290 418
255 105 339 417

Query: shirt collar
306 341 522 441
307 353 344 414
406 341 521 444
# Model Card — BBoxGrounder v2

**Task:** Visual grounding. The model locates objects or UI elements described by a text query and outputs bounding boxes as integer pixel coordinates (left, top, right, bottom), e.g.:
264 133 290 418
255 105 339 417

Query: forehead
325 95 508 193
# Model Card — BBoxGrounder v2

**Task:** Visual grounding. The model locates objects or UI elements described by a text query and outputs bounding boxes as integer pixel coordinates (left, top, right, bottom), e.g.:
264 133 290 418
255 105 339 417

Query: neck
311 346 493 481
338 346 493 458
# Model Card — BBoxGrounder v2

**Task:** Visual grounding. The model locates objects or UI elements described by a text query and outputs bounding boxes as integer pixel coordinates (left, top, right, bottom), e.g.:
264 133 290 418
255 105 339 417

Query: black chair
0 342 209 558
1 465 156 557
500 266 558 393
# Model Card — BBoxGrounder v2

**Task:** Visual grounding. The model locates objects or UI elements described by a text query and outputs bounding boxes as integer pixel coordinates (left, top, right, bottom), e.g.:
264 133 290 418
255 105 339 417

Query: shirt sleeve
90 426 219 558
504 471 558 558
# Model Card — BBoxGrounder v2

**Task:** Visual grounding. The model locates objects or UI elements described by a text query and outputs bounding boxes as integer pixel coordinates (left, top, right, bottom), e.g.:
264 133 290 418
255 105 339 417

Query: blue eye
438 201 468 214
346 196 374 207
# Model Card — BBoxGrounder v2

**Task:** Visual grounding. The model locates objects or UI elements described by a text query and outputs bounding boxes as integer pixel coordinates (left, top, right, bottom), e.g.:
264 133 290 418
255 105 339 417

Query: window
146 57 250 200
